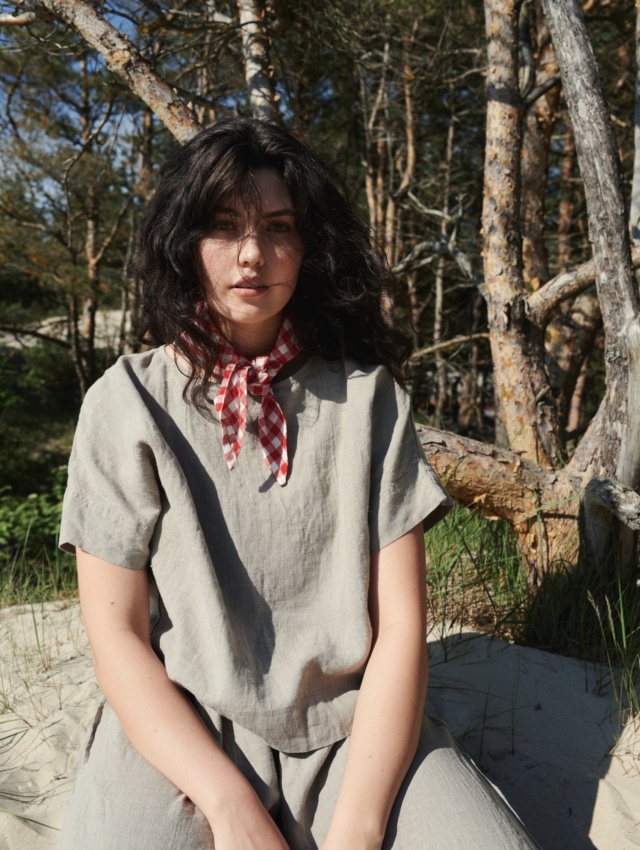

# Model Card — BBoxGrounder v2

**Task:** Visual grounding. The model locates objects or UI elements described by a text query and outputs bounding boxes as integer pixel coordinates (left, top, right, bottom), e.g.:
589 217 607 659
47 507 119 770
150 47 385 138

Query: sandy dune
0 602 638 849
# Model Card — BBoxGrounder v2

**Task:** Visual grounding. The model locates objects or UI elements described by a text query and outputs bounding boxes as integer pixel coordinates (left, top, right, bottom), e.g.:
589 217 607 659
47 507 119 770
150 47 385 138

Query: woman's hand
207 790 291 850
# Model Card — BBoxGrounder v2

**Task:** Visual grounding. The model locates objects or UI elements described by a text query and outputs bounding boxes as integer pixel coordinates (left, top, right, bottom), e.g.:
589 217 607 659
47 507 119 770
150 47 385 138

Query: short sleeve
368 373 452 553
59 367 162 570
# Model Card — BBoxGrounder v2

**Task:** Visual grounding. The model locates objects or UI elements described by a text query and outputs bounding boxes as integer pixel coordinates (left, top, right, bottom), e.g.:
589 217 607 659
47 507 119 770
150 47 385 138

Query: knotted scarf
183 310 301 486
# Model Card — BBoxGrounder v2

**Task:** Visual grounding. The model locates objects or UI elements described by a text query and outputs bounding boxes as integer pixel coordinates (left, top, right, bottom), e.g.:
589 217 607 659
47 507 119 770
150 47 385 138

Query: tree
0 31 142 394
417 0 640 585
1 0 639 589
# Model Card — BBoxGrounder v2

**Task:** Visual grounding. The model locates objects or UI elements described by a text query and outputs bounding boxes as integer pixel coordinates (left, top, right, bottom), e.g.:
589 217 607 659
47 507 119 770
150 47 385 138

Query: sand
0 602 638 849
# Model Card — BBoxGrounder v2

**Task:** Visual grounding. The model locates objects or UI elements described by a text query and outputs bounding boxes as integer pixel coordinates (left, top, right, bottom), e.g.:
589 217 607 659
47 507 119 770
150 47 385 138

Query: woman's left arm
321 522 429 850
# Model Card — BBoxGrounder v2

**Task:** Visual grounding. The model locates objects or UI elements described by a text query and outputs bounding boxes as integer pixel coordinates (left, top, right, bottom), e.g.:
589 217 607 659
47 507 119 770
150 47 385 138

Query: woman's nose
238 230 265 267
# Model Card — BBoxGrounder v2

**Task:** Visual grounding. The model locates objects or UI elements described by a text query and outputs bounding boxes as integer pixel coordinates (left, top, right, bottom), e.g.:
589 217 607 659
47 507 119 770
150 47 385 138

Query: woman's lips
233 281 268 296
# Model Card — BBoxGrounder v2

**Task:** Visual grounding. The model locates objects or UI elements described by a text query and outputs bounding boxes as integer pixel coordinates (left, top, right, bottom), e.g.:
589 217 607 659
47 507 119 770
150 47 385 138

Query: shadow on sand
425 626 639 850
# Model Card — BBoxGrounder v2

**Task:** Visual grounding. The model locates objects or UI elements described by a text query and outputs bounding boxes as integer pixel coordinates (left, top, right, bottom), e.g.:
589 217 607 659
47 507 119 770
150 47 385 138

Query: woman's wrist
198 773 262 828
322 814 384 850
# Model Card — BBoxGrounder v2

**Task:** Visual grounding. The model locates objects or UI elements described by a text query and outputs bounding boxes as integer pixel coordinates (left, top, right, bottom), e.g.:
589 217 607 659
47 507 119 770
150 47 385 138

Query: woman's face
198 168 305 355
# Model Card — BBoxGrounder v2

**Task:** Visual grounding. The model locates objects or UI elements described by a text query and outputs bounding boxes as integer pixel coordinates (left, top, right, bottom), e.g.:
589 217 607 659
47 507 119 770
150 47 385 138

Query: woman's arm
77 548 290 850
320 523 429 850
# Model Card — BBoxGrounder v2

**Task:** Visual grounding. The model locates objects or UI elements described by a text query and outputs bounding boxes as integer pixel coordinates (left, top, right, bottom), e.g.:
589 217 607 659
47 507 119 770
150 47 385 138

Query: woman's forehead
214 168 295 216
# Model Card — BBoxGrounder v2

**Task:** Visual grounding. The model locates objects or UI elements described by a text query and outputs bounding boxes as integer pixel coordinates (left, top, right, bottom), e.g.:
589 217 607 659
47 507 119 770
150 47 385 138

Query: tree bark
482 0 563 468
433 114 455 427
541 0 640 487
630 4 640 242
237 0 279 120
541 0 640 574
520 0 559 290
417 423 581 586
33 0 200 142
557 126 576 270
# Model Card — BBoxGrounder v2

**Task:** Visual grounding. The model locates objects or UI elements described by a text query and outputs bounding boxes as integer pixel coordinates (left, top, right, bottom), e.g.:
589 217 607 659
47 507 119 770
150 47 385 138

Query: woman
58 117 539 849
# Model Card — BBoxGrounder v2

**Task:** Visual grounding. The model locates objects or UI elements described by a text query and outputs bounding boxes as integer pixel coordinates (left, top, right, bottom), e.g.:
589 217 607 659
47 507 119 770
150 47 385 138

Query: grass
590 582 640 720
425 505 529 640
425 504 640 719
0 464 74 607
0 546 77 609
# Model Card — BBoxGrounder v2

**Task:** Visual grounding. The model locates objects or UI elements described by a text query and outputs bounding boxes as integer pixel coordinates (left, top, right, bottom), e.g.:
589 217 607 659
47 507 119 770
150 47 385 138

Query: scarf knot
183 312 300 486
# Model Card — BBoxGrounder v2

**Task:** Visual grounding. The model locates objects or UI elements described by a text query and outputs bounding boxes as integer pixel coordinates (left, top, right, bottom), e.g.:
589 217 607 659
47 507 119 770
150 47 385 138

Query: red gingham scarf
184 312 300 486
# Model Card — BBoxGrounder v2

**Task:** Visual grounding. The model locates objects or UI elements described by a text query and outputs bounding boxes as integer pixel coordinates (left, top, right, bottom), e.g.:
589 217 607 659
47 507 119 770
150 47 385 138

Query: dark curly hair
133 117 412 404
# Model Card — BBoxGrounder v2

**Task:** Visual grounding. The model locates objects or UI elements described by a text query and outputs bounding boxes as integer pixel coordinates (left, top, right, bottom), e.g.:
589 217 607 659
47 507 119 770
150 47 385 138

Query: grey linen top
59 349 452 752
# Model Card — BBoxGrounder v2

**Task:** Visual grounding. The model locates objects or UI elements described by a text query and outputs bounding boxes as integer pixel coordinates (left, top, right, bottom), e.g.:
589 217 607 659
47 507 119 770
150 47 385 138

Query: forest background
1 0 640 692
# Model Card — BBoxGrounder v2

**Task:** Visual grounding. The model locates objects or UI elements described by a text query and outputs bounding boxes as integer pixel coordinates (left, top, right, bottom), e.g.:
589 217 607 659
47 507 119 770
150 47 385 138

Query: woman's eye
268 221 290 233
212 220 235 231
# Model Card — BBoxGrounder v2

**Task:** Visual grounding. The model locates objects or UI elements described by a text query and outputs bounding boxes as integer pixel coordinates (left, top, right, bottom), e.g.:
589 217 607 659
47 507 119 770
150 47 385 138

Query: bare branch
33 0 200 142
392 239 439 274
0 11 41 25
0 325 70 348
526 245 640 328
393 237 473 279
409 333 490 363
93 196 132 266
584 477 640 530
523 74 561 107
404 191 453 222
366 39 390 133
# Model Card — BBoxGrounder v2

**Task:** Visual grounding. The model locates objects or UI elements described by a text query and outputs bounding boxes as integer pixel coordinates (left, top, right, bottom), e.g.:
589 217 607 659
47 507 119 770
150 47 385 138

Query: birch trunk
237 0 279 120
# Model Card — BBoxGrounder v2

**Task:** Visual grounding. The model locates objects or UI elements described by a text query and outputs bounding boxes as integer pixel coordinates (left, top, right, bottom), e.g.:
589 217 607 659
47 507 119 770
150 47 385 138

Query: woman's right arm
77 548 290 850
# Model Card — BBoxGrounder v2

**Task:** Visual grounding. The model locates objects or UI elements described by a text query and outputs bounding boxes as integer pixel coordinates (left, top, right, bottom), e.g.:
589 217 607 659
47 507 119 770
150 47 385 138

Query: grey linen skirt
57 701 540 850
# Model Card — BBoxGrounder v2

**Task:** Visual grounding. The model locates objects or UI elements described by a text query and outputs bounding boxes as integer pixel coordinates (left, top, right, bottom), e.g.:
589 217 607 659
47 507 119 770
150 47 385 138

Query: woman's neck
217 315 283 359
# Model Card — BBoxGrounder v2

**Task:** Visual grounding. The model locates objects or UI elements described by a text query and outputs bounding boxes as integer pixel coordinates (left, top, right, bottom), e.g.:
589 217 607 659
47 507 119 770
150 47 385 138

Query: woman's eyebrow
213 207 295 217
264 208 296 218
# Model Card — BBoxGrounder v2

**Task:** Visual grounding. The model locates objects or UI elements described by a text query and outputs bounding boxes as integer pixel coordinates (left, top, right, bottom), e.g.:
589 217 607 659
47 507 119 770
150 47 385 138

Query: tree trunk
237 0 279 120
630 4 640 242
557 126 576 270
541 0 640 573
482 0 563 470
433 114 455 427
66 293 87 399
566 354 590 435
541 0 640 485
520 0 559 290
457 293 485 435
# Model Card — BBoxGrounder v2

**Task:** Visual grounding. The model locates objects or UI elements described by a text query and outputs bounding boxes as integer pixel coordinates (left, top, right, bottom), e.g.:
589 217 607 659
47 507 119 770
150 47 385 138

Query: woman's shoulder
293 357 407 428
302 354 396 384
80 347 184 422
343 358 407 405
86 347 175 393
